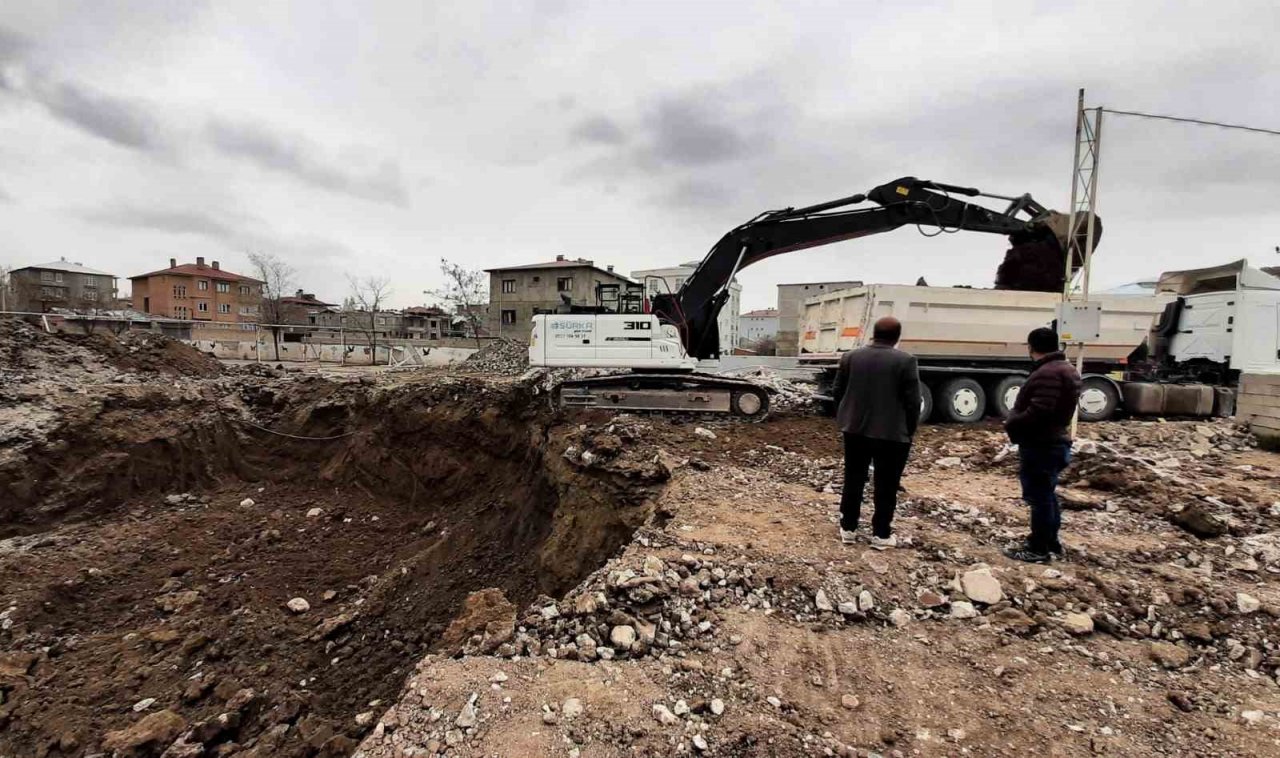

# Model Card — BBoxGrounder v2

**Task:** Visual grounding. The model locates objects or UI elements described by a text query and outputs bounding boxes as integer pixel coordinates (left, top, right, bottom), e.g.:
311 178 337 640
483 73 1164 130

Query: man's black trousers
840 433 911 538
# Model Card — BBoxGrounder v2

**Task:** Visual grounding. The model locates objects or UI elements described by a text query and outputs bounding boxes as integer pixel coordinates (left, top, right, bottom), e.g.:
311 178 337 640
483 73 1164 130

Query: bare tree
434 258 488 348
248 251 295 360
346 274 392 364
0 265 11 313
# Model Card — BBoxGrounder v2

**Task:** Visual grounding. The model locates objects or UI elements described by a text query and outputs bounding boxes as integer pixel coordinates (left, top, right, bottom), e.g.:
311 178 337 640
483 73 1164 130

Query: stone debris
1236 593 1261 614
717 366 820 412
1062 612 1094 635
694 427 718 440
460 338 529 375
960 568 1004 605
286 597 311 614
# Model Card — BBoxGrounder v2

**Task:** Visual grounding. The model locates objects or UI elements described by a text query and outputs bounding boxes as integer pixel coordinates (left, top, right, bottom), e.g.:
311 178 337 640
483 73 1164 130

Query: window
84 291 97 301
501 309 517 325
173 285 187 298
239 285 251 295
198 302 209 312
219 303 231 314
55 272 64 283
501 279 516 294
217 281 230 293
198 280 209 291
377 317 386 325
41 271 53 282
83 278 97 289
557 277 572 292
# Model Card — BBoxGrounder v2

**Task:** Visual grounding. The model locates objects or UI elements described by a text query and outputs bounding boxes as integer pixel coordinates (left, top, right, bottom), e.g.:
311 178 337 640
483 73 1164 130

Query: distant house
485 255 633 338
402 306 449 340
739 308 780 348
7 258 119 313
278 290 338 325
130 257 262 330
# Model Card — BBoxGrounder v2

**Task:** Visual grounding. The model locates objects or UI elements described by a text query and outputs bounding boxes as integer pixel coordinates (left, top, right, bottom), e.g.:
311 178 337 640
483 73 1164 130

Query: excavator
528 176 1099 418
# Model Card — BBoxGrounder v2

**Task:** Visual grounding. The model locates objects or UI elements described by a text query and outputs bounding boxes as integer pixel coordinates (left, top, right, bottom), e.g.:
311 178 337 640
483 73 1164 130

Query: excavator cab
595 282 648 314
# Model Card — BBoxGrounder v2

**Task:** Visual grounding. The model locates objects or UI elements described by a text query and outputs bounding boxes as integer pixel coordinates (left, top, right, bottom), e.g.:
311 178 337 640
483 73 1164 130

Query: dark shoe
1004 546 1052 564
1049 541 1065 556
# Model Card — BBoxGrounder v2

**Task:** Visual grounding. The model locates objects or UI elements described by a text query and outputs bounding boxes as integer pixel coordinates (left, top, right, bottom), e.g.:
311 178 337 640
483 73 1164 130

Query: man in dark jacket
832 316 921 549
1003 327 1082 563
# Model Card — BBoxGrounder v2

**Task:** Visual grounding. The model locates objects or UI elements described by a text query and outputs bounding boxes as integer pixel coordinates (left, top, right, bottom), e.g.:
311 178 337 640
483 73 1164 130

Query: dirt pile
460 338 529 375
0 318 222 381
0 374 669 757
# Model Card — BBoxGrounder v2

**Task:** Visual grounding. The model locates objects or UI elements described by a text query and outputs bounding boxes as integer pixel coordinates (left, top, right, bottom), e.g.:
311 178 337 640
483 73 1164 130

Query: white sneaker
870 534 898 550
839 529 858 545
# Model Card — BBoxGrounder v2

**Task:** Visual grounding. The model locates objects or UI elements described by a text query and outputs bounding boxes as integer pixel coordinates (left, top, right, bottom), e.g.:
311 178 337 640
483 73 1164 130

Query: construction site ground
2 322 1279 757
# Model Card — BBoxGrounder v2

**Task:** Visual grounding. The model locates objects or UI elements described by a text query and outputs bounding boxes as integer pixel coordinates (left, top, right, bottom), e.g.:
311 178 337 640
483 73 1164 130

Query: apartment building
130 257 262 329
485 255 632 337
7 258 119 313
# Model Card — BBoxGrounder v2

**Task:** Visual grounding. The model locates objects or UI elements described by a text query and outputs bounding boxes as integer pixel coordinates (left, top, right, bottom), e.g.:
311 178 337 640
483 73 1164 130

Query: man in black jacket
1003 327 1082 563
832 316 921 549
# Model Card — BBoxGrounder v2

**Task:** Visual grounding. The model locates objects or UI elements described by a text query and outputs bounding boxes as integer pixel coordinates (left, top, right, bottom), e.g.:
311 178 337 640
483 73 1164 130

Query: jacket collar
1032 351 1067 369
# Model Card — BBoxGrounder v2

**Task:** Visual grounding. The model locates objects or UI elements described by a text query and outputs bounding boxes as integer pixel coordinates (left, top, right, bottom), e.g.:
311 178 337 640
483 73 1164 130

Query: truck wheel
991 375 1024 418
731 388 770 420
1078 377 1119 422
919 381 934 424
938 377 986 424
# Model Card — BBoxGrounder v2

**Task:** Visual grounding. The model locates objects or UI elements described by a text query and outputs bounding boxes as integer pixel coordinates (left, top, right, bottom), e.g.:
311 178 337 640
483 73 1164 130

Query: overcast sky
2 1 1277 310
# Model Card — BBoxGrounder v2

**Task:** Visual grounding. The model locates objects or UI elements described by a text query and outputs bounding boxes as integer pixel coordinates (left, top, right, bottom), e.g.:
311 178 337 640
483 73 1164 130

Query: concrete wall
189 339 477 366
775 281 862 355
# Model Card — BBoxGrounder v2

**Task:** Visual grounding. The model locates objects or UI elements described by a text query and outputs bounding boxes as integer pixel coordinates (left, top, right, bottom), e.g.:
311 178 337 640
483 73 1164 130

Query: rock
305 507 323 518
1150 642 1191 669
642 555 665 576
1168 692 1195 712
961 569 1003 604
1072 439 1099 455
240 498 255 508
1170 504 1227 538
814 589 834 612
950 601 978 620
322 590 338 602
286 597 310 614
610 625 637 650
766 696 782 708
455 702 477 728
102 710 187 756
889 609 912 627
673 699 690 716
917 590 947 608
837 601 858 615
444 729 463 746
438 588 517 655
1237 593 1261 614
936 457 963 469
990 608 1036 632
354 711 375 727
132 697 156 712
857 590 876 612
841 694 860 710
1241 710 1265 725
1062 612 1094 635
562 698 584 720
652 704 680 725
490 671 509 683
694 427 717 440
1182 622 1213 643
710 698 725 716
692 734 709 751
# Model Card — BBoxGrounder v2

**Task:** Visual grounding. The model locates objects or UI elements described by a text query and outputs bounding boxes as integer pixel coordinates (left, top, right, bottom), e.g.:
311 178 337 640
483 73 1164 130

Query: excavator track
557 372 771 419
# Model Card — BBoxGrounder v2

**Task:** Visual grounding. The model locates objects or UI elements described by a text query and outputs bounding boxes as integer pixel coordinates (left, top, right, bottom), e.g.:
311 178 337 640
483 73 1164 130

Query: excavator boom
652 177 1095 360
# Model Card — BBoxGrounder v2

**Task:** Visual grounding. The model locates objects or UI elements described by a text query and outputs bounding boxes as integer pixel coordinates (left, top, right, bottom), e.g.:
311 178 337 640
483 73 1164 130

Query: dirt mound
0 375 668 757
994 238 1069 292
0 318 222 379
460 338 529 375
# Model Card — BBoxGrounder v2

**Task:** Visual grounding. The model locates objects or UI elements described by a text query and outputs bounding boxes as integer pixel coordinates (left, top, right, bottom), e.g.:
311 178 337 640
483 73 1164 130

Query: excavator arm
650 177 1095 360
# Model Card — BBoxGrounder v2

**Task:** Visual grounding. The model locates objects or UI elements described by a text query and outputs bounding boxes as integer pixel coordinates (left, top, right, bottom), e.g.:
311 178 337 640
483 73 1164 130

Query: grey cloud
0 25 28 64
0 184 13 203
570 115 627 145
645 96 754 167
81 207 237 241
651 179 739 211
206 119 409 207
31 80 167 151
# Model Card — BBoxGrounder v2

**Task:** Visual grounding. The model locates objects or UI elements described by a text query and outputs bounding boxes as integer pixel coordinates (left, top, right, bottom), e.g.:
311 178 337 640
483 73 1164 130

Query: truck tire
1078 376 1120 422
937 377 986 424
919 381 934 424
991 375 1024 418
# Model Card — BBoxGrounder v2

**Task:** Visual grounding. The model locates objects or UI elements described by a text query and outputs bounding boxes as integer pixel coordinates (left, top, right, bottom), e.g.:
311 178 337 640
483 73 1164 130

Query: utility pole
1063 89 1104 436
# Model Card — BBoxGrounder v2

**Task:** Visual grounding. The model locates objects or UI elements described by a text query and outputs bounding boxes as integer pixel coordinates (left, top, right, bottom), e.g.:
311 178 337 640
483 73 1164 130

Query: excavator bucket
994 210 1102 293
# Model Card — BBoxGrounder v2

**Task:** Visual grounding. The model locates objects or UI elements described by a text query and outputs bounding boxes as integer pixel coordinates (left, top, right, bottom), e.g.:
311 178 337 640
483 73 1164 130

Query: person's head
872 316 902 346
1027 326 1060 359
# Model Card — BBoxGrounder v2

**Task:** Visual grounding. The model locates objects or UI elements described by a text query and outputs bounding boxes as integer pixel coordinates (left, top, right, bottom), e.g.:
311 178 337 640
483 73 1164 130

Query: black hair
1027 326 1060 354
873 319 902 343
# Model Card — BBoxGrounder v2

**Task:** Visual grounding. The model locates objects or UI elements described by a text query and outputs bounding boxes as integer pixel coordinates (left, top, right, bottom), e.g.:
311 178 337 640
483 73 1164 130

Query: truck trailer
800 259 1280 423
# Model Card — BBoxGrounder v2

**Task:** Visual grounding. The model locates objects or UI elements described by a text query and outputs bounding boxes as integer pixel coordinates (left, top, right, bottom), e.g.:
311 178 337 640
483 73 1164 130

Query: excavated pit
0 377 666 757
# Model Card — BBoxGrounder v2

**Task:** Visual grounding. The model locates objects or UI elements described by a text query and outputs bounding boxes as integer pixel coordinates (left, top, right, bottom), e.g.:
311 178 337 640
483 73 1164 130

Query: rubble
460 337 529 375
718 366 820 412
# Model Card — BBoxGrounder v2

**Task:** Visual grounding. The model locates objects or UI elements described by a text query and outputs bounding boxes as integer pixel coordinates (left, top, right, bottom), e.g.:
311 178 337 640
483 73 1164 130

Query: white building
739 308 780 348
631 261 741 354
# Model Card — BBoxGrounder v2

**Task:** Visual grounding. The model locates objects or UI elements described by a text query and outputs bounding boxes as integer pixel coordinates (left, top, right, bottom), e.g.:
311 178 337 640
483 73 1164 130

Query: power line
1100 107 1280 137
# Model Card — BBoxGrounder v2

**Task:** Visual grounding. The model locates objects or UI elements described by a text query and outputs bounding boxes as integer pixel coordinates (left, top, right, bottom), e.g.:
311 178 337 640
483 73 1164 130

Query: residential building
7 258 119 313
279 290 338 324
130 257 263 330
739 308 780 348
485 255 633 337
402 306 449 340
776 280 862 355
632 261 741 354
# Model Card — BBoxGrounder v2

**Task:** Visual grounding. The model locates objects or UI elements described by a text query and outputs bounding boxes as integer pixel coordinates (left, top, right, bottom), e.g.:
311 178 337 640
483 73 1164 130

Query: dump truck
800 260 1280 423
